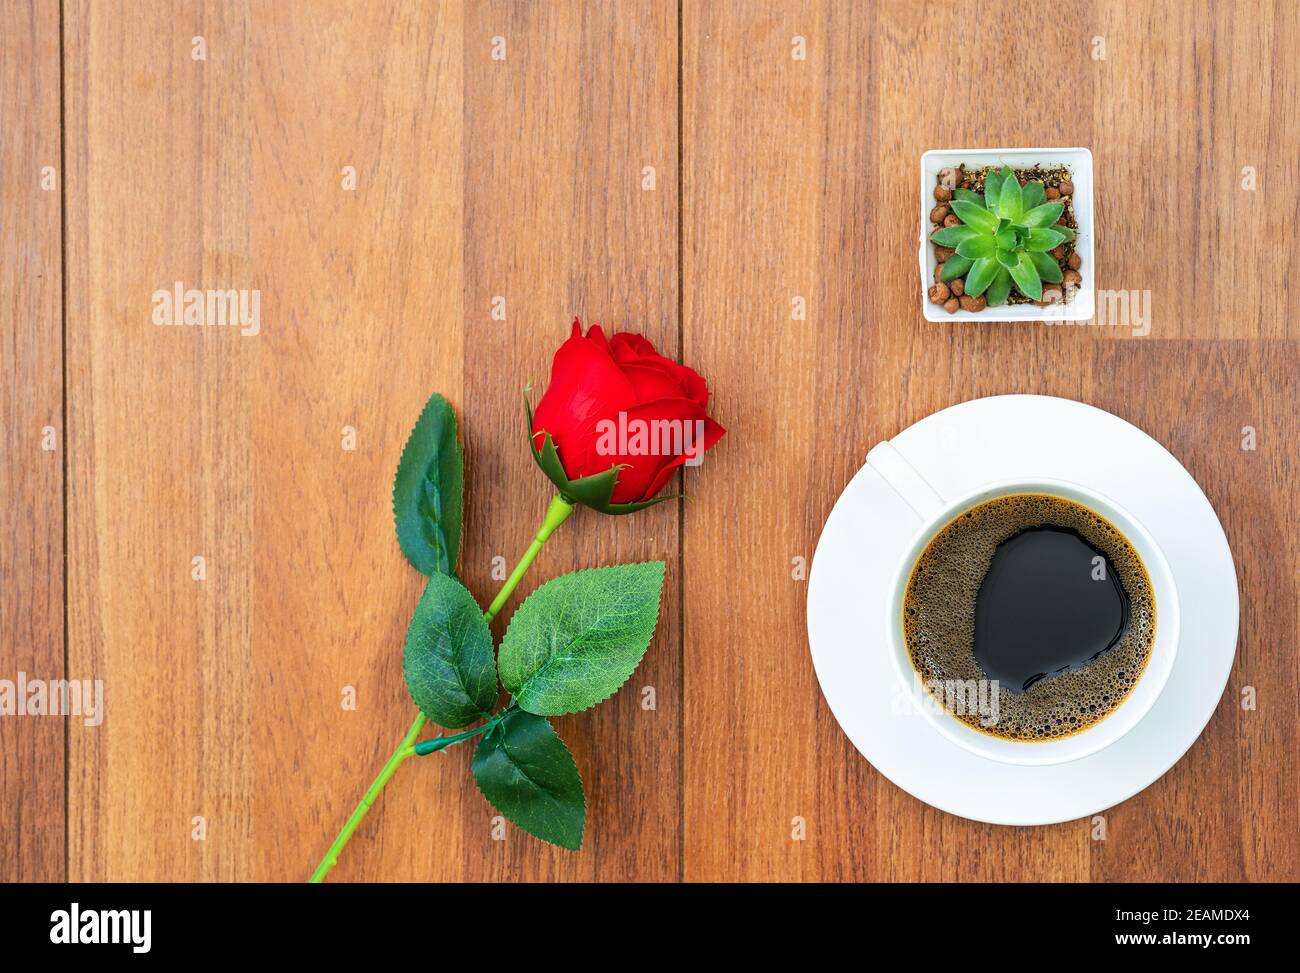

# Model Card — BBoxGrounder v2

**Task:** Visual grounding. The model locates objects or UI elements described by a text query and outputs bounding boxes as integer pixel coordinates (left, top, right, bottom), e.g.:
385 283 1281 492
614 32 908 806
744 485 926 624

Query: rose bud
529 319 725 512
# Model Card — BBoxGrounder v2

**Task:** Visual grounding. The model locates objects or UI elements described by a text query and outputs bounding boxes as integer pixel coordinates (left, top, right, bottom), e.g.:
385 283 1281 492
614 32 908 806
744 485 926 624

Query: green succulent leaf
472 710 585 850
953 188 985 207
939 254 973 282
1052 225 1077 242
993 228 1017 250
996 248 1019 270
1029 250 1064 283
1021 181 1046 210
1009 252 1044 301
1025 227 1067 252
986 268 1013 306
950 199 999 234
965 256 1000 298
930 224 981 248
983 170 1005 209
1020 201 1065 228
955 234 998 260
499 562 665 716
393 392 463 577
996 174 1024 222
403 572 497 728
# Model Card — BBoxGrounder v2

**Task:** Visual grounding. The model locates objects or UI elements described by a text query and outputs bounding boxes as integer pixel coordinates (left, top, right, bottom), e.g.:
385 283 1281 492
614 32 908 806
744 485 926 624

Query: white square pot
919 147 1095 323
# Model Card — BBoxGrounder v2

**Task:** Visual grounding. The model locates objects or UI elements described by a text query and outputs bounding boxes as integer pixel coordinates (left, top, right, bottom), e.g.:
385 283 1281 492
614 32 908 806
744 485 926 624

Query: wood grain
2 0 1295 881
682 0 1297 881
457 0 680 881
0 0 64 883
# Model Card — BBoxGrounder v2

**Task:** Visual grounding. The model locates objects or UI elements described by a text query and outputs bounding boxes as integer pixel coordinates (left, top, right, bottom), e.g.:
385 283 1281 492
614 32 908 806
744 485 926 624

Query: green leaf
1029 250 1064 283
403 572 497 728
1021 181 1046 210
1026 227 1067 252
1009 252 1043 301
950 199 999 234
983 170 1004 209
499 562 665 715
939 254 973 282
955 234 997 260
996 174 1024 222
472 710 585 850
965 256 1000 298
986 268 1013 306
953 188 985 206
996 248 1019 270
1052 224 1077 242
930 224 980 247
393 392 463 576
993 228 1017 250
1020 201 1065 228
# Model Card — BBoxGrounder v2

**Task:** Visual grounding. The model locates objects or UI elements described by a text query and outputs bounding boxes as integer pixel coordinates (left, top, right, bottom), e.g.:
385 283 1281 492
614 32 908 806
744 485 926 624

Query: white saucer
806 394 1239 825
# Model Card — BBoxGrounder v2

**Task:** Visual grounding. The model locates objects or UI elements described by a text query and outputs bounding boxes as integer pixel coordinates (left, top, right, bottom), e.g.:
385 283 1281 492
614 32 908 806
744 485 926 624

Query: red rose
529 319 725 511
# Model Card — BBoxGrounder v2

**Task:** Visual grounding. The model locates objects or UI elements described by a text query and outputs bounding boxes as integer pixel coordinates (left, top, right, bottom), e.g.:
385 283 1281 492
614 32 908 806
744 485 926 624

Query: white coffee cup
869 442 1180 766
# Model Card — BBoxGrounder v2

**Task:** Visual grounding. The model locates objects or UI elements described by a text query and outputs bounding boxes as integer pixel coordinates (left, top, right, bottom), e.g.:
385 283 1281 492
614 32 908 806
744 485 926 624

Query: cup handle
866 442 946 520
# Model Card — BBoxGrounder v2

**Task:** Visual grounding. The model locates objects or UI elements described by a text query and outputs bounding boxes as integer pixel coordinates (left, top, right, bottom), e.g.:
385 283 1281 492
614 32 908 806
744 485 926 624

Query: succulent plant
931 166 1075 304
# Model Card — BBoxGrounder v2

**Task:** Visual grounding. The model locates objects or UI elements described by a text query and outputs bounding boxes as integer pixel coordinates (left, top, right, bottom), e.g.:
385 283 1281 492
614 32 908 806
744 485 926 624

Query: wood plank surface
682 0 1298 881
1 0 1295 882
0 0 64 883
457 0 681 882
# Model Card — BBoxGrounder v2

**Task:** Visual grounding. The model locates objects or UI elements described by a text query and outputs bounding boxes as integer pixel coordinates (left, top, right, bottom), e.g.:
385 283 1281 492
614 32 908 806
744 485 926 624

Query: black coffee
903 494 1155 741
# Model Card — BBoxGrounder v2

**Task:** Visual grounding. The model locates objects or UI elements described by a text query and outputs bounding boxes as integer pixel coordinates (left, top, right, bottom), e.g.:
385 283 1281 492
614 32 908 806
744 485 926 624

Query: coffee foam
903 494 1155 741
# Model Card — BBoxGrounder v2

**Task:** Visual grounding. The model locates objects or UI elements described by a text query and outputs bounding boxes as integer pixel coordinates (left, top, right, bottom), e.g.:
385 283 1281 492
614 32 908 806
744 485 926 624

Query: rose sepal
524 390 680 515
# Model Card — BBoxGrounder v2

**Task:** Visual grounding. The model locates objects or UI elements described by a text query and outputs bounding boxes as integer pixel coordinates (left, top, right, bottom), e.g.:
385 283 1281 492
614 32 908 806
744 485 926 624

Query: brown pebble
934 185 952 202
1059 180 1074 196
1045 186 1061 200
1063 269 1082 286
934 246 955 262
1067 251 1082 270
943 297 960 313
934 264 945 283
1040 287 1063 305
943 214 960 227
938 167 960 191
959 295 987 312
1050 245 1066 260
949 278 965 297
928 282 950 304
930 204 949 223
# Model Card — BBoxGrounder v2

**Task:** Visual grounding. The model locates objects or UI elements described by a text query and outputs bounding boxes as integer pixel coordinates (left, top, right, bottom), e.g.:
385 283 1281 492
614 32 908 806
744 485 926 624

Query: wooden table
3 0 1296 883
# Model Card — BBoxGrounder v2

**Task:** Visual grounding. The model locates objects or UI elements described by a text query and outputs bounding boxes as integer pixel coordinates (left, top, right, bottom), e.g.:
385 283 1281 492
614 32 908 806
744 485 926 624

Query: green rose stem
309 495 576 883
